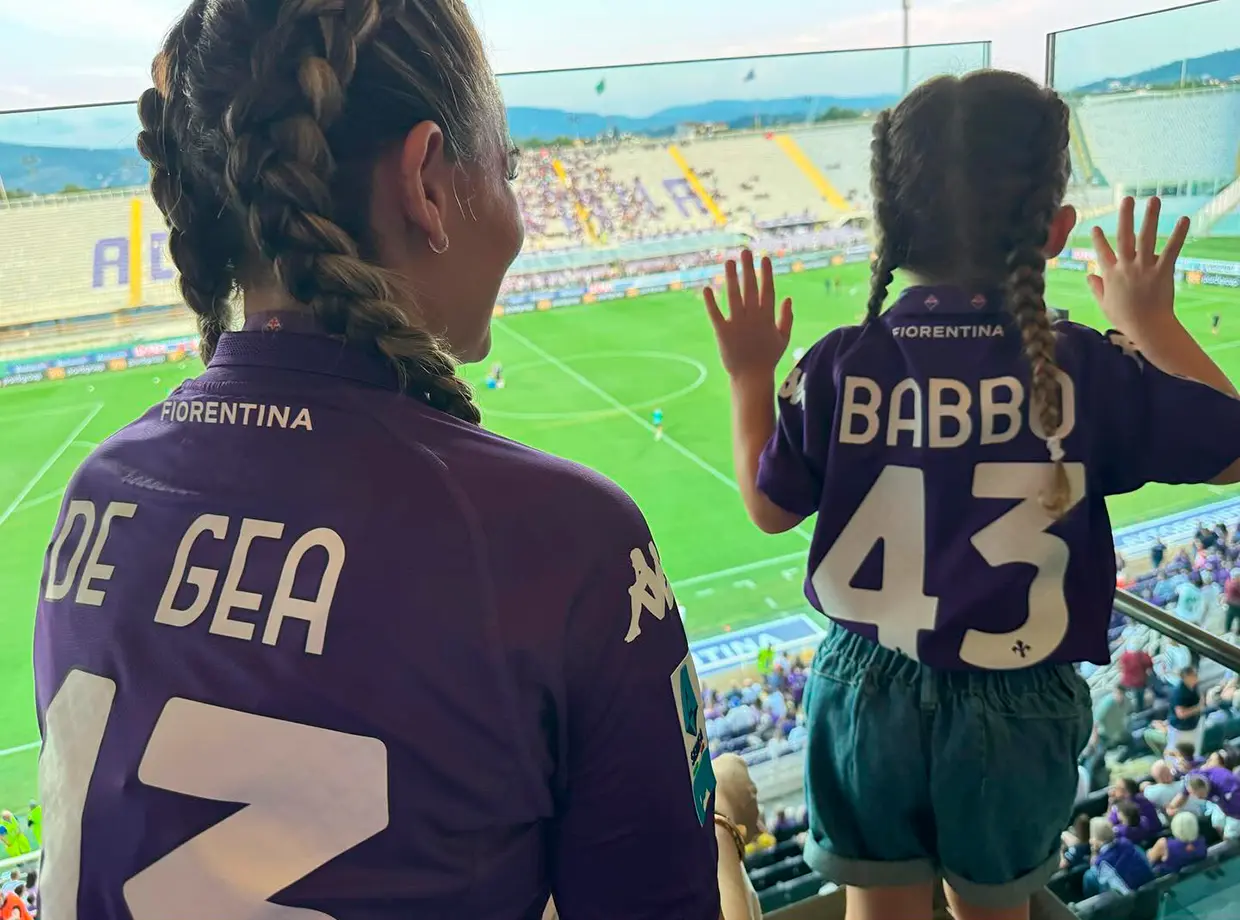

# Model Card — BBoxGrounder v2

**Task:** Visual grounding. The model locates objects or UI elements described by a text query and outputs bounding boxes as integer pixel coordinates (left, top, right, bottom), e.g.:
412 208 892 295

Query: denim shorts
802 624 1094 909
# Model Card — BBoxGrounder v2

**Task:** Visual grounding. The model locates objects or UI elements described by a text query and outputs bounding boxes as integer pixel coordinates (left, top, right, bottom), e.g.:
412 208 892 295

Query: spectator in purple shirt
1181 769 1240 840
1148 812 1207 876
705 69 1240 920
1111 802 1144 843
31 1 744 917
1084 819 1155 897
1108 778 1162 844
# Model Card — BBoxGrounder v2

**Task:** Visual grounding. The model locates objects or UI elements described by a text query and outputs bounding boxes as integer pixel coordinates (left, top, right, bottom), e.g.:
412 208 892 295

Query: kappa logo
625 542 674 644
779 366 806 407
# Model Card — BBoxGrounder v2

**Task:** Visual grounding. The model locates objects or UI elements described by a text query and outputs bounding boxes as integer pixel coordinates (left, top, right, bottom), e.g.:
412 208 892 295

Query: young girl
706 70 1240 920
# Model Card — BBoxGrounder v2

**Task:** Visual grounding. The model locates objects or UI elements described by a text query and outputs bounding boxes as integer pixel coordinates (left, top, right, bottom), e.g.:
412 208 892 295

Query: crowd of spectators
1118 519 1240 637
704 646 809 765
1045 520 1240 909
0 806 39 919
1055 747 1240 903
512 146 670 247
497 224 865 301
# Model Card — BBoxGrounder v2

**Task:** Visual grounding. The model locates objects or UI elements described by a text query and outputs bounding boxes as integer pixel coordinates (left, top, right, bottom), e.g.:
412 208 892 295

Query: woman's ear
1044 204 1078 259
396 121 451 251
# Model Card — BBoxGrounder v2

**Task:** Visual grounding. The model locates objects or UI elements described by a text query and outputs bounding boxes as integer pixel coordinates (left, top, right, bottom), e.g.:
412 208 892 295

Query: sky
0 0 1234 125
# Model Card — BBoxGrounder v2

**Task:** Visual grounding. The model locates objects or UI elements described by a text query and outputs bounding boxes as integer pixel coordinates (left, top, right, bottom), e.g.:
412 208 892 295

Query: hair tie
1047 436 1065 463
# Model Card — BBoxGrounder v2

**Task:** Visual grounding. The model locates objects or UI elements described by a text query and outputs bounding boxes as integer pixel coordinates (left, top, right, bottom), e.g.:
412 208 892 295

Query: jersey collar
886 285 1005 318
208 310 399 390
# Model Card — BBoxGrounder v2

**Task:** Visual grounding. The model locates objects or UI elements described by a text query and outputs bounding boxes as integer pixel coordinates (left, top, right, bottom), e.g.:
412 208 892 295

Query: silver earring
429 234 450 255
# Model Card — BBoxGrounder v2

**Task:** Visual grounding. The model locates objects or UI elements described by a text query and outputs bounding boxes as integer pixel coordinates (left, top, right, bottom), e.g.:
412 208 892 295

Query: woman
1147 812 1208 876
33 1 748 916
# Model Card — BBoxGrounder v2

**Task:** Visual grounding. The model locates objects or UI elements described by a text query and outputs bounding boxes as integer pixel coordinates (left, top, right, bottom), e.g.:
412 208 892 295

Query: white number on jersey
40 669 389 919
811 462 1085 667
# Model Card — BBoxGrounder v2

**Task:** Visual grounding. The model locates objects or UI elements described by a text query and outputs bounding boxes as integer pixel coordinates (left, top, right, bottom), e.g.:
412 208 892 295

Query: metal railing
1114 587 1240 673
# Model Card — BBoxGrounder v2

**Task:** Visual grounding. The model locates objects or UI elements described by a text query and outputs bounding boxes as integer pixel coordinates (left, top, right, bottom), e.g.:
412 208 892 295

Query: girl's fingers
1116 196 1137 263
1138 196 1161 263
1159 217 1191 272
1092 226 1117 270
777 298 794 338
742 249 760 312
704 286 726 331
725 259 742 313
760 256 776 314
1086 273 1104 306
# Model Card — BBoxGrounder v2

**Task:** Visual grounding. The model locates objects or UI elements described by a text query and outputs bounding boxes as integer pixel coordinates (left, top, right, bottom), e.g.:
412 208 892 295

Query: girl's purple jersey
759 285 1240 671
33 314 718 919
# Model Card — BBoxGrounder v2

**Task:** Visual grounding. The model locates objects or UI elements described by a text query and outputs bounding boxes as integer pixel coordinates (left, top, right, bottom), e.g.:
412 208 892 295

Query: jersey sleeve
1084 328 1240 496
549 487 719 920
757 341 834 516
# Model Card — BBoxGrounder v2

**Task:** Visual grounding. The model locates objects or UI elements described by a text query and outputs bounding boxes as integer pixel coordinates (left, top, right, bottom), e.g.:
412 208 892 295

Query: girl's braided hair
866 71 1073 515
136 0 506 423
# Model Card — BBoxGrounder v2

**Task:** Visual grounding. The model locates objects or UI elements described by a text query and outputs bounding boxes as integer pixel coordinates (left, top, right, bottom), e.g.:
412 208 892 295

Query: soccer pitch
1 244 1239 804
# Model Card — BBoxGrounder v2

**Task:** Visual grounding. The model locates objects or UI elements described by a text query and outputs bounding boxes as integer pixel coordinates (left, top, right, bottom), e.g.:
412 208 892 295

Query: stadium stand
786 122 875 214
1074 88 1240 194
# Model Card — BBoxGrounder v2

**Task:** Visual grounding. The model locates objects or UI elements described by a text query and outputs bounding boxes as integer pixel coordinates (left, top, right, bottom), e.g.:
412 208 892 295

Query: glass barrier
1047 0 1240 229
0 42 989 847
1047 9 1240 915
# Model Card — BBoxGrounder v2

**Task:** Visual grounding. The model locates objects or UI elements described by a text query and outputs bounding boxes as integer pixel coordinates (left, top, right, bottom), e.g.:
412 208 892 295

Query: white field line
494 323 814 543
0 403 102 530
0 742 38 758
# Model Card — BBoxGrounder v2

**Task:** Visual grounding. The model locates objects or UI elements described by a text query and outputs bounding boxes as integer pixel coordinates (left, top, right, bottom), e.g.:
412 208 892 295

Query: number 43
812 462 1086 668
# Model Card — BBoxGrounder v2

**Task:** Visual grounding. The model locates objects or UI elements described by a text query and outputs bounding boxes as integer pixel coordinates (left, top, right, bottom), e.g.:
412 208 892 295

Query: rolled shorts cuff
943 850 1062 911
803 836 936 889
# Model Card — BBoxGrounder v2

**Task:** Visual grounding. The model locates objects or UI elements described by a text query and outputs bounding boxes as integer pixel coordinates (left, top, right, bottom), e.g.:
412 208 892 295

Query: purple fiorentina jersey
759 285 1240 670
34 313 718 920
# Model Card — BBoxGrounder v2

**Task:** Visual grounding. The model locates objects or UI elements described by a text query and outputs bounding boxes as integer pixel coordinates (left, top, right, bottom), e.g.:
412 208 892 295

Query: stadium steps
1193 177 1240 235
770 134 850 213
549 158 598 244
666 145 728 226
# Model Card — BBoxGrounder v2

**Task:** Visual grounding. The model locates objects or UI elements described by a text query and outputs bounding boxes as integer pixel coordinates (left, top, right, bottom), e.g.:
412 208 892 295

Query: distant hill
0 142 147 195
506 93 894 142
1073 47 1240 94
0 92 893 193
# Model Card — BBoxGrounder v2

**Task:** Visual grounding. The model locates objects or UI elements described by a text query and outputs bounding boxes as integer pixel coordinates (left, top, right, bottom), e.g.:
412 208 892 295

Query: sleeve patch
670 652 714 825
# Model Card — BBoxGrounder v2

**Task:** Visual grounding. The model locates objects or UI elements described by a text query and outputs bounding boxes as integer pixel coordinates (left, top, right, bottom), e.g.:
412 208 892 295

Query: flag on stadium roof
744 68 756 82
595 78 606 95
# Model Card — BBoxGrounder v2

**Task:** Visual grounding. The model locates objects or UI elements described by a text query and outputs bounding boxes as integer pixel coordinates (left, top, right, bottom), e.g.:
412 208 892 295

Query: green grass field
1 240 1239 806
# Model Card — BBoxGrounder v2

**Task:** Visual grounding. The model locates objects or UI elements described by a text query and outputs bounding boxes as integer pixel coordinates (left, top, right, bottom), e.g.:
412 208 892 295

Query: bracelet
714 813 746 862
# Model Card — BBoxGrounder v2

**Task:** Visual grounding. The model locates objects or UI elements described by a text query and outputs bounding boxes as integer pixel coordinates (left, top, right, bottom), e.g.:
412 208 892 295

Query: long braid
876 73 1074 515
1006 92 1072 515
136 1 238 362
866 110 898 321
220 0 479 422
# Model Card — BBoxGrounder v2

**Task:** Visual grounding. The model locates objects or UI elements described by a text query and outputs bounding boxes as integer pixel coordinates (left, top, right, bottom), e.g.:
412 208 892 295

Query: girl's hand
1088 196 1190 346
705 249 793 382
